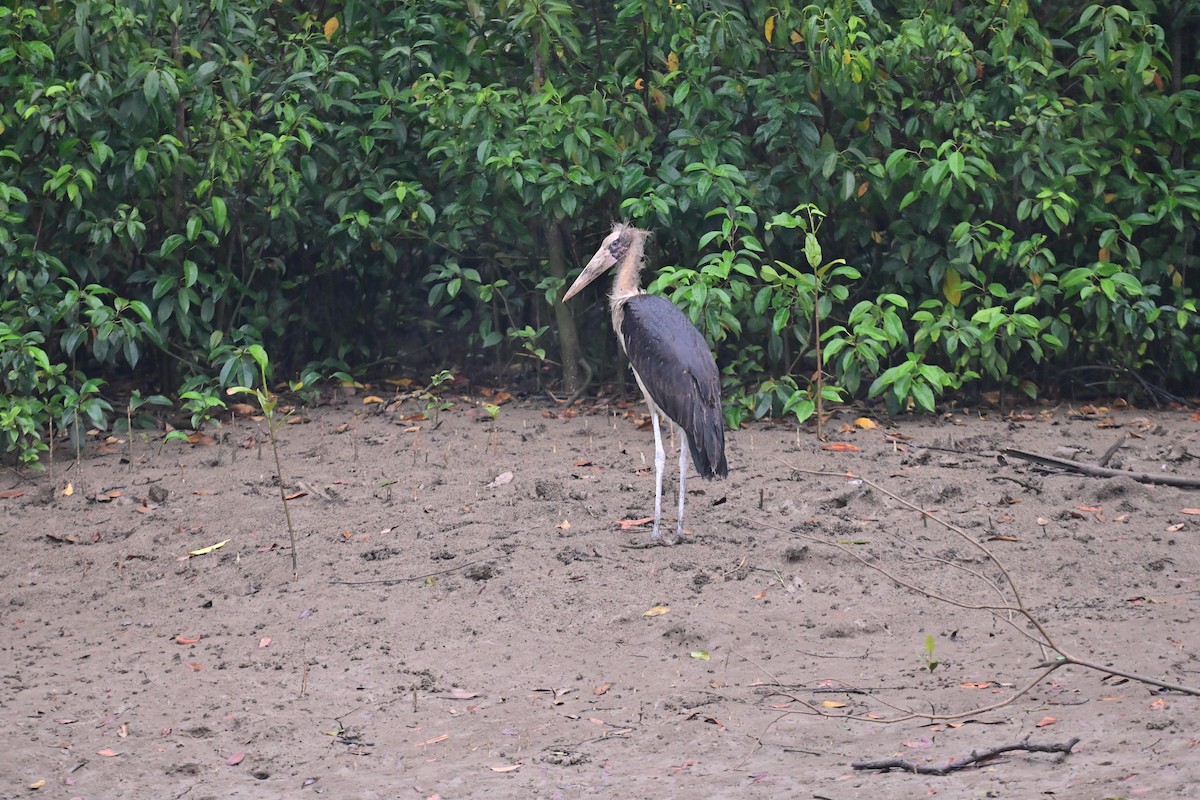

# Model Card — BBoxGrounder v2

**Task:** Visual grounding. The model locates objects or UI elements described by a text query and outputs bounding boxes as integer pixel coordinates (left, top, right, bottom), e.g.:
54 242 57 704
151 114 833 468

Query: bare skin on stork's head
563 222 727 545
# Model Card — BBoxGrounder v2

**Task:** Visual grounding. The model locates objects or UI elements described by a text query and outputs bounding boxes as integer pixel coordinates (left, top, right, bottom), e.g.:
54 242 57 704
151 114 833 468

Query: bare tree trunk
547 222 585 393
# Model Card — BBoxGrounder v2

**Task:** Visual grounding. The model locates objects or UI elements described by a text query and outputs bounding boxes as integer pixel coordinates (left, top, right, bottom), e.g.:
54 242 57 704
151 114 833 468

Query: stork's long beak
562 237 618 302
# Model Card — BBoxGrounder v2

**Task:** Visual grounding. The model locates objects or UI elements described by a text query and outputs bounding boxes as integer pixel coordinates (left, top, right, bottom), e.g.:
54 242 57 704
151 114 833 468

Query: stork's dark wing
620 294 728 478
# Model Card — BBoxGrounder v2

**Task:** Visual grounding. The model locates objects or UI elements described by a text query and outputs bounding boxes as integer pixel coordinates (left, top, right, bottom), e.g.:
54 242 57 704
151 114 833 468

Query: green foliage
2 0 1199 464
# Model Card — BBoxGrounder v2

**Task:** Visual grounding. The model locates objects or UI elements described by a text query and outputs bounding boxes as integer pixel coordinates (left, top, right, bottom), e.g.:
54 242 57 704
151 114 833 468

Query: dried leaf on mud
488 471 513 488
642 605 670 618
616 517 653 529
96 748 120 757
188 539 229 556
418 733 449 747
489 763 521 772
593 683 612 696
1036 716 1056 727
225 750 246 766
822 442 860 452
175 635 201 645
690 650 710 661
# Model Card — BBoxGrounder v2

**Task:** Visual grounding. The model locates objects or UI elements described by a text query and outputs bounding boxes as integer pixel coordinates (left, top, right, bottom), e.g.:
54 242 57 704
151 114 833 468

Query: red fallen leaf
1076 505 1102 512
822 442 860 452
1036 716 1056 727
902 739 934 749
192 490 215 496
615 517 653 530
160 728 172 737
574 460 593 467
97 748 120 757
226 750 246 766
284 490 308 501
258 637 272 648
444 688 479 700
186 662 203 671
593 683 611 696
176 635 201 645
134 506 153 514
987 535 1020 542
0 489 25 498
90 531 101 543
1149 698 1167 711
961 682 991 689
1181 509 1200 515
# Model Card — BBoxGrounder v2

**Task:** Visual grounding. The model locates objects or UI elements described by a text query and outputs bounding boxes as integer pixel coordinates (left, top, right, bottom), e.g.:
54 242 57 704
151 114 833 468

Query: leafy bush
2 1 1199 464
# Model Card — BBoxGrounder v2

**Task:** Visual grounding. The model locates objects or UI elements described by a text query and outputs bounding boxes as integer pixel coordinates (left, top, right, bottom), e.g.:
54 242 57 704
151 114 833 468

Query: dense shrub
2 1 1198 461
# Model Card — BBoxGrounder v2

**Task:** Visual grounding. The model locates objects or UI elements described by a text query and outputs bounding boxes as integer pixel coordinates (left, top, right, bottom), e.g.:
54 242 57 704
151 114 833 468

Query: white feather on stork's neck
605 224 651 350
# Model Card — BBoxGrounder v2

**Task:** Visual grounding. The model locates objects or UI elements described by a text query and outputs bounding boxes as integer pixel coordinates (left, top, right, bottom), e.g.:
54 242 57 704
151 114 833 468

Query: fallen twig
329 556 499 586
1001 447 1200 489
852 736 1082 775
764 461 1200 710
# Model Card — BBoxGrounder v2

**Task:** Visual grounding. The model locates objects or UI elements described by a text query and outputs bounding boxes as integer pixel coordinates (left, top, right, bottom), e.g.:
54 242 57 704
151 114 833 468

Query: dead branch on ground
1001 447 1200 488
852 737 1082 775
757 461 1200 726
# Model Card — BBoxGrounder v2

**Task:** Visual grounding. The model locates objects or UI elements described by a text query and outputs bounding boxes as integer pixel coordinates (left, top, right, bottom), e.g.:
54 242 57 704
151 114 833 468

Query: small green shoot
923 634 941 672
421 370 455 427
229 345 299 576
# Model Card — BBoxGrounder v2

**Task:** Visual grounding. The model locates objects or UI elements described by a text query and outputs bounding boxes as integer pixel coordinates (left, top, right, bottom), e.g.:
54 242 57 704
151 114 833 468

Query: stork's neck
608 228 649 310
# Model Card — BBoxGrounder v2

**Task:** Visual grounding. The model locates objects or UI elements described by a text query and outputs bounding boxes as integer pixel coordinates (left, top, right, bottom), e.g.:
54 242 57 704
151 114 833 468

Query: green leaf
143 69 160 103
211 196 227 230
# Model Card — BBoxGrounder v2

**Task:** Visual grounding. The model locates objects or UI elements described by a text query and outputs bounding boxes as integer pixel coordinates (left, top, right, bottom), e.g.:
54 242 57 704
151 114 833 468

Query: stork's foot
622 532 691 549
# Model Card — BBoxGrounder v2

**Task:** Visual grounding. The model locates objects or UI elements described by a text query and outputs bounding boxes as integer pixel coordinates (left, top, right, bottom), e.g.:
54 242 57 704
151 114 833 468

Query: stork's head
562 222 649 302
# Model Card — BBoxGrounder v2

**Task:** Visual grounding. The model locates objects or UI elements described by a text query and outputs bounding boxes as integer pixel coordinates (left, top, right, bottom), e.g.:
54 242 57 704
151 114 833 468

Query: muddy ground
3 389 1199 799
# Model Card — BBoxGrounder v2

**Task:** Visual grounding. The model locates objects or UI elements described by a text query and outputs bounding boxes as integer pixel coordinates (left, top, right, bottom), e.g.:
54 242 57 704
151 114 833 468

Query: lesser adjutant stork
563 222 727 544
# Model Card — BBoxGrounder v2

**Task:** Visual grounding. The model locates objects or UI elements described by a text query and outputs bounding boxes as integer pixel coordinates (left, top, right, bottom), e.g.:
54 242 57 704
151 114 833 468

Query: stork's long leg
676 428 689 540
648 405 667 542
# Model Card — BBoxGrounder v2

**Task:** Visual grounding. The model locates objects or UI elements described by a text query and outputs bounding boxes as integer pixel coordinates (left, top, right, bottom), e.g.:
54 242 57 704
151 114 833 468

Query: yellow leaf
642 605 670 618
666 51 679 73
324 16 339 39
856 180 870 196
764 15 775 43
822 700 847 708
1098 246 1110 263
853 417 877 429
63 482 74 496
29 780 46 789
363 395 384 405
188 539 230 557
650 87 667 111
942 267 962 306
870 230 883 244
690 650 710 661
790 30 802 44
842 48 852 66
556 519 571 530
